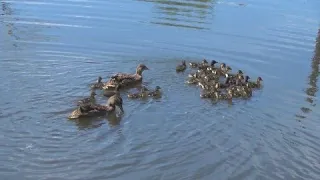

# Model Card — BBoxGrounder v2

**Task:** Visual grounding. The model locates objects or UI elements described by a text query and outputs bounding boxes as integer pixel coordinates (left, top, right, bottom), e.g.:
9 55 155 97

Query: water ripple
1 0 320 179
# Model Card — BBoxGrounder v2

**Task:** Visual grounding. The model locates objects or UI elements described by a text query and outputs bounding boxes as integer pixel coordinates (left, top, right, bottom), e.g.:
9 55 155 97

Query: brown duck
102 64 149 90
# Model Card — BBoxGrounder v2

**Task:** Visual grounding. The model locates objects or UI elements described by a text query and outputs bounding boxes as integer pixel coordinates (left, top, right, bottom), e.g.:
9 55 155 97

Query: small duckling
127 86 149 99
242 83 253 98
246 76 263 88
148 86 162 98
90 76 104 89
103 84 121 97
77 90 96 106
222 66 232 75
189 59 208 68
215 89 233 101
176 60 187 72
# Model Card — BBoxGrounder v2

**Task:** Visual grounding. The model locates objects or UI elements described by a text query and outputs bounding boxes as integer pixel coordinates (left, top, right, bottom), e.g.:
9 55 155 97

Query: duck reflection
1 1 18 47
74 112 123 130
296 29 320 119
139 0 216 30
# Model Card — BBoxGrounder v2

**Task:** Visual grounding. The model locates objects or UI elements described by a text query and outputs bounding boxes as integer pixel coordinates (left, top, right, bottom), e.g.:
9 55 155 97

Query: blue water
1 0 320 179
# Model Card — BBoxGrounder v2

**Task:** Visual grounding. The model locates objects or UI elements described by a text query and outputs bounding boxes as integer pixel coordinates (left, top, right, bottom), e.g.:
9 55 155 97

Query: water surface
1 0 320 179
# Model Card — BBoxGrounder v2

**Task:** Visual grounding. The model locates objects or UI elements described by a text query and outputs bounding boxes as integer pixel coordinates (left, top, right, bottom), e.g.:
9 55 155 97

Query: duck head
220 63 226 70
136 64 149 75
202 59 208 64
210 60 218 66
237 70 243 75
98 76 102 83
257 77 263 82
155 86 161 91
114 84 121 92
226 66 232 71
245 75 250 82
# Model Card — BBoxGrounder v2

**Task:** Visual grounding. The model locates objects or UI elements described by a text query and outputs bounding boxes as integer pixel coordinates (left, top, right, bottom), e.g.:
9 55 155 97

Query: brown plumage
102 64 149 90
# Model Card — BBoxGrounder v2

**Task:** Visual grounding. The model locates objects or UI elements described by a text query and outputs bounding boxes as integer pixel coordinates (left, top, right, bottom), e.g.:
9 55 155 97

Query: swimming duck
148 86 162 98
189 59 208 68
90 76 104 89
103 84 121 97
68 98 123 119
127 86 149 99
242 83 253 98
102 64 149 90
77 90 96 106
176 60 187 72
215 89 233 101
107 88 124 113
245 76 263 88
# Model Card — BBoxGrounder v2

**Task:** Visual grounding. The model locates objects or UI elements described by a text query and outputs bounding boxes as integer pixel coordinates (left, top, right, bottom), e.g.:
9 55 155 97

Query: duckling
148 86 162 98
103 84 121 97
215 89 233 101
222 66 232 75
246 76 263 88
229 70 243 79
242 83 253 98
200 89 218 98
90 76 104 89
127 86 149 99
77 90 96 106
189 59 208 68
176 60 187 72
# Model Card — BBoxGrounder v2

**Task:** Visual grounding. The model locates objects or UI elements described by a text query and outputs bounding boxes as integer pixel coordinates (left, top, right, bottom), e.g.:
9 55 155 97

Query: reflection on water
1 1 18 48
297 29 320 119
139 0 216 29
74 112 123 130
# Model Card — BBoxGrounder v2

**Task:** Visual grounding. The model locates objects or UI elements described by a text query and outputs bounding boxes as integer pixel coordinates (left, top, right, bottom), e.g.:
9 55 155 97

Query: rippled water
1 0 320 179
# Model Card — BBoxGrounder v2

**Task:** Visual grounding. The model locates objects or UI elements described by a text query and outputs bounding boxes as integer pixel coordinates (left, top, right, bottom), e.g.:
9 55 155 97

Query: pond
0 0 320 179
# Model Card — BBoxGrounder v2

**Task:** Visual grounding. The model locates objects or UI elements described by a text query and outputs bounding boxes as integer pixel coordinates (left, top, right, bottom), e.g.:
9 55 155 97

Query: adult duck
102 64 149 90
68 99 123 119
176 60 187 72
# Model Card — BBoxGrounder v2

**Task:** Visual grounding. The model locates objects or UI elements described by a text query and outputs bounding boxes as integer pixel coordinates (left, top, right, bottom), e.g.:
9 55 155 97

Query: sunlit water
1 0 320 179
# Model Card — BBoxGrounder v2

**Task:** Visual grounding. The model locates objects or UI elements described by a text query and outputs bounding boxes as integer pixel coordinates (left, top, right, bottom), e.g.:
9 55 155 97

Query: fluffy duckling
148 86 162 98
245 76 263 88
176 60 187 72
77 90 96 106
127 86 149 99
189 59 208 68
90 76 104 89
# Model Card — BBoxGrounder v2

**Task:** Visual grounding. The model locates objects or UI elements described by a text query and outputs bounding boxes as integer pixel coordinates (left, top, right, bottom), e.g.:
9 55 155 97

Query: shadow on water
138 0 216 30
72 112 123 130
296 29 320 119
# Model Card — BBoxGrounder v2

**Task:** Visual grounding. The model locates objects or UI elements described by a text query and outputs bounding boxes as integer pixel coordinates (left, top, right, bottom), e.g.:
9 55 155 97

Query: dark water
1 0 320 179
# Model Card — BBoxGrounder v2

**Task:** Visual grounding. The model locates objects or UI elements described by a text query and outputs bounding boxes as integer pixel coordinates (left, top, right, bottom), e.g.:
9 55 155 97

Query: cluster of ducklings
68 64 161 119
175 59 263 102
